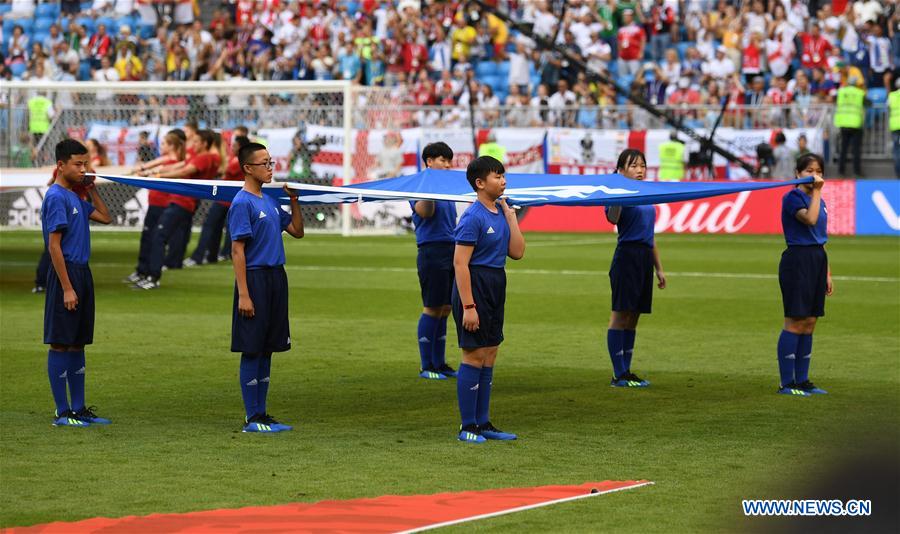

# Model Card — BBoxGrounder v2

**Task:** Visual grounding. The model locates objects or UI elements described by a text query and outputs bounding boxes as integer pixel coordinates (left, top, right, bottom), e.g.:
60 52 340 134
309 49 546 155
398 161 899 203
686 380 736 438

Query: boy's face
244 149 274 183
57 154 90 184
426 156 451 169
477 171 506 199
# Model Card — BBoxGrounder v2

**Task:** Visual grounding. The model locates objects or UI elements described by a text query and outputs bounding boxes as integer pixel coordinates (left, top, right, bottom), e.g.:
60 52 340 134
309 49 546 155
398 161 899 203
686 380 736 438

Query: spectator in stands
92 56 119 104
799 20 831 72
617 9 645 76
449 13 475 67
771 132 794 179
703 46 736 83
646 0 675 61
42 24 65 56
549 78 577 127
87 23 112 69
868 22 893 89
9 0 35 19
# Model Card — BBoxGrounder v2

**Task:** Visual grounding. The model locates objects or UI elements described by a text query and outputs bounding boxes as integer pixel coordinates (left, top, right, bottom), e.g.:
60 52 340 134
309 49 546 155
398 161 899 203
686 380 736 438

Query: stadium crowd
1 0 898 131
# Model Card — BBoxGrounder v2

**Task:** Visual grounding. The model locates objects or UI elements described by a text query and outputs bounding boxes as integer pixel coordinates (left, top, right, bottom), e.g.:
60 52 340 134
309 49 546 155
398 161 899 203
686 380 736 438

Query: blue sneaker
458 424 486 444
53 410 90 427
610 372 650 388
258 413 293 431
796 380 828 395
436 363 458 378
777 383 812 397
419 368 448 380
479 422 517 440
74 406 111 425
243 415 282 433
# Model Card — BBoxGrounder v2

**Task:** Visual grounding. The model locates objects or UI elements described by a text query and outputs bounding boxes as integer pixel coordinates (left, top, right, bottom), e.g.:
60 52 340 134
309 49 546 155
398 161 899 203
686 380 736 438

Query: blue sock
456 363 481 428
777 330 800 387
794 334 813 384
239 353 260 419
475 366 493 426
623 330 636 372
257 353 272 416
607 329 626 379
417 314 438 370
68 350 86 412
47 350 70 415
431 316 448 369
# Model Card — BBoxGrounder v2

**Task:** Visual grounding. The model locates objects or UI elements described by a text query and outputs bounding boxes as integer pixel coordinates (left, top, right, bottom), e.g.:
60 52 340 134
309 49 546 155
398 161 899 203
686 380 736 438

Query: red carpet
5 481 651 533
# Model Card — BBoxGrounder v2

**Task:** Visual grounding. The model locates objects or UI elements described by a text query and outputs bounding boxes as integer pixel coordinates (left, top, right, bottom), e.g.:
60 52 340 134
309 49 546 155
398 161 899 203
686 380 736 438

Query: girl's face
798 159 823 180
162 138 173 155
619 155 647 181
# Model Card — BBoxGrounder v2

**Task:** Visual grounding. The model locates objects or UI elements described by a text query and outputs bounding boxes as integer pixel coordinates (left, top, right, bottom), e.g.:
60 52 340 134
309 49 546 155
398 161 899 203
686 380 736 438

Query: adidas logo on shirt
259 211 267 219
486 226 495 234
72 206 78 215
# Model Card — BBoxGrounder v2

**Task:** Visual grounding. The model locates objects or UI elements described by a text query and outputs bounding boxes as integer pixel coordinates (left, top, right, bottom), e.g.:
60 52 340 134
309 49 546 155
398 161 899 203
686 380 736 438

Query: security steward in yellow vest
889 77 900 178
833 77 866 177
478 132 507 163
27 92 55 145
658 133 685 181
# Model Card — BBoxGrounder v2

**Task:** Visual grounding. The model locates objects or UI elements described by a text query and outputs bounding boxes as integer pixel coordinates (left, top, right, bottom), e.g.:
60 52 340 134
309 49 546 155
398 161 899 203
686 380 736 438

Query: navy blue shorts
417 241 454 308
609 242 654 314
44 262 94 346
451 265 506 349
231 266 292 354
779 245 827 317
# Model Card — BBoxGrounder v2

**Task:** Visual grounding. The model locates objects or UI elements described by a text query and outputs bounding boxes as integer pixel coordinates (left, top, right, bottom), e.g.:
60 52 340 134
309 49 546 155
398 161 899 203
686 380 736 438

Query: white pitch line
0 261 896 283
396 481 654 534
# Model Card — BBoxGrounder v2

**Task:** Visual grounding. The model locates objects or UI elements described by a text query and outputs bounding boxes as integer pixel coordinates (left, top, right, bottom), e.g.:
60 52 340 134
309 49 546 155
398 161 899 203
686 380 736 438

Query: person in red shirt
185 134 250 266
617 9 646 76
125 130 187 284
799 23 831 71
136 129 222 289
401 35 428 74
87 24 112 69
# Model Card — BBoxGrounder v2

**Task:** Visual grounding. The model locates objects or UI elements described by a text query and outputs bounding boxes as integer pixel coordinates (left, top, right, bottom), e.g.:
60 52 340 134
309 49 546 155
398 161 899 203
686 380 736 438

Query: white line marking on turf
1 261 896 283
396 481 655 534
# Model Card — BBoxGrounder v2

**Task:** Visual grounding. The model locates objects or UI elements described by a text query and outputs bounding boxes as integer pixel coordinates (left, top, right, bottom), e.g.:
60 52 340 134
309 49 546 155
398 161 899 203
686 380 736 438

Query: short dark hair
422 142 453 166
233 135 251 150
234 125 249 136
55 138 88 163
615 149 646 173
197 129 216 149
774 132 786 145
465 155 505 191
796 153 825 173
184 121 199 132
238 142 268 170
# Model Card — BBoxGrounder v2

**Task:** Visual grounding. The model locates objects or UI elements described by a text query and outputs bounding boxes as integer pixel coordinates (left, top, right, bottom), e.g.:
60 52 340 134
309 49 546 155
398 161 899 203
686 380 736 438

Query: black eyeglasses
245 161 275 169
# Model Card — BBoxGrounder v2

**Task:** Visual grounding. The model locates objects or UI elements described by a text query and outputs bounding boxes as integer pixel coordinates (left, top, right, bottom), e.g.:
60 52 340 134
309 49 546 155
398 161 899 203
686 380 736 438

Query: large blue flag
97 170 811 207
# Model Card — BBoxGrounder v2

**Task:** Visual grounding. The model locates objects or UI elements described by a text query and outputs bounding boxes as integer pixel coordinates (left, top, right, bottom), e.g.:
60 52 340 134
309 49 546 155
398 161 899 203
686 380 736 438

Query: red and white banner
85 124 160 166
518 181 855 236
546 127 823 180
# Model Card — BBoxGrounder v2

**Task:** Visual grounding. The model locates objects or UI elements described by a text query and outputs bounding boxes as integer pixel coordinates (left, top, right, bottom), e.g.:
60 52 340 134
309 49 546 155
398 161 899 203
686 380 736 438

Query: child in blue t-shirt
42 139 112 427
228 143 305 433
775 153 832 397
410 142 458 380
604 149 666 388
451 156 526 443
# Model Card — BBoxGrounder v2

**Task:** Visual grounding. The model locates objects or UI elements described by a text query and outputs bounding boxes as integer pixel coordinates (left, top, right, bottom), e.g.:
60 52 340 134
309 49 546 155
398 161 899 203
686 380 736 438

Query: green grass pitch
1 230 898 531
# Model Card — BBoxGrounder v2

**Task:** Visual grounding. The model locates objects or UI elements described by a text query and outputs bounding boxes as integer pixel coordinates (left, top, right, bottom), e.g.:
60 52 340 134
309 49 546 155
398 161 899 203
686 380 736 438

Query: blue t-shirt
454 201 510 269
41 184 95 264
410 200 457 245
227 190 292 269
605 204 656 247
782 188 828 246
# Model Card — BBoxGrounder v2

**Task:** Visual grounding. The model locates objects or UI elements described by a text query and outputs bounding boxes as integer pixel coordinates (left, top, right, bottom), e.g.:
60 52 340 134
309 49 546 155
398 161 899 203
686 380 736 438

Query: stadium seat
138 23 156 39
676 42 694 61
868 87 888 104
117 16 135 30
496 60 510 78
35 2 60 19
2 19 15 36
476 61 498 78
14 18 34 33
0 3 12 15
75 16 95 33
616 74 634 91
80 1 92 11
529 72 541 92
10 62 28 79
608 60 618 76
345 1 359 16
95 17 115 30
34 17 55 33
32 31 50 47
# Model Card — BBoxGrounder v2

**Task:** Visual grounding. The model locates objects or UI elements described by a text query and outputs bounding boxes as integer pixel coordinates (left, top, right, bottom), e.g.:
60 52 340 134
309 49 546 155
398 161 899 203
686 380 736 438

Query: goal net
1 80 414 235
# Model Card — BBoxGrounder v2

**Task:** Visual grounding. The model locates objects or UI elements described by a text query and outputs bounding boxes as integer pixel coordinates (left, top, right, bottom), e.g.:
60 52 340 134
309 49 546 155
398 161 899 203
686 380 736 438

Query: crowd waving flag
96 169 812 207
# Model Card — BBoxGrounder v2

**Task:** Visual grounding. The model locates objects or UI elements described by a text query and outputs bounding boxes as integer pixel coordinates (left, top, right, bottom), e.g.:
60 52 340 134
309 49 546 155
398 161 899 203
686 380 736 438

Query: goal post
0 80 423 235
